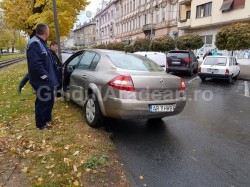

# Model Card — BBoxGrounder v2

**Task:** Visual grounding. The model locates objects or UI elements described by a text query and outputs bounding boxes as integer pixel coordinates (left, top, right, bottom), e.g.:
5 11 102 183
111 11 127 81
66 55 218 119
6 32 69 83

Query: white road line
188 76 199 84
245 81 249 97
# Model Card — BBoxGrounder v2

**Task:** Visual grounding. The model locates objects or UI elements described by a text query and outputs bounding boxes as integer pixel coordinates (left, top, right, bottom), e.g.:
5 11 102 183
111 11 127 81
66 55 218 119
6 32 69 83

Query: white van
134 51 167 71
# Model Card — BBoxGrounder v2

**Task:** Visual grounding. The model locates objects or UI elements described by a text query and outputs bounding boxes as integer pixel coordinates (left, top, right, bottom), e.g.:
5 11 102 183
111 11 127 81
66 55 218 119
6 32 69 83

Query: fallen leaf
17 135 22 140
73 151 79 156
38 177 43 182
139 176 144 180
73 165 77 172
73 180 79 186
21 167 28 173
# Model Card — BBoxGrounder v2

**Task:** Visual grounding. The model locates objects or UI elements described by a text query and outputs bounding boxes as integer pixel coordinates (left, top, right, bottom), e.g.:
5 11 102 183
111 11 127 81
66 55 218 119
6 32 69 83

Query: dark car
166 50 199 76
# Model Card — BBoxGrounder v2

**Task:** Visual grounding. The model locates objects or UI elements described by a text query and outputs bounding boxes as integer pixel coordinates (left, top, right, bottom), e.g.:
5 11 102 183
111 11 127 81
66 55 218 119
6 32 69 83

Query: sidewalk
238 59 250 81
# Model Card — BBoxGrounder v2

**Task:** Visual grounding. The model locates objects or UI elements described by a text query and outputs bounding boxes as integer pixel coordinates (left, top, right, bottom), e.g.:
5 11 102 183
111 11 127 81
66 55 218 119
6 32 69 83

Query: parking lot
108 75 250 187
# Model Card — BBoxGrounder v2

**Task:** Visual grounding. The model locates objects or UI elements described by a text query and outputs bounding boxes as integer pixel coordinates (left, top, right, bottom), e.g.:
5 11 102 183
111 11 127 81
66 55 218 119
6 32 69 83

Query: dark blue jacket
27 36 58 88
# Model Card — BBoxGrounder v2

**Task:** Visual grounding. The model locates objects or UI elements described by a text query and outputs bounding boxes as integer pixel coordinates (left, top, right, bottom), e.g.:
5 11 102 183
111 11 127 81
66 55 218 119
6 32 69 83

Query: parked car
62 49 186 128
166 50 199 76
198 56 240 83
134 51 167 71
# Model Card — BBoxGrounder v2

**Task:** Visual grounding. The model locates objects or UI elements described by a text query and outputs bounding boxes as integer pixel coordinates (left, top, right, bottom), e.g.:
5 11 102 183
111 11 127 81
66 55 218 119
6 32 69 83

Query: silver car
62 49 186 127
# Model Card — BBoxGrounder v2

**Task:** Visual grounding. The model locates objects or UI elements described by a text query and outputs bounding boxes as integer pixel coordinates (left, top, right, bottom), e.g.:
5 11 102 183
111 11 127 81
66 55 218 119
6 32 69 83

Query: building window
196 2 212 18
133 0 135 10
186 10 191 19
162 7 166 21
201 35 213 45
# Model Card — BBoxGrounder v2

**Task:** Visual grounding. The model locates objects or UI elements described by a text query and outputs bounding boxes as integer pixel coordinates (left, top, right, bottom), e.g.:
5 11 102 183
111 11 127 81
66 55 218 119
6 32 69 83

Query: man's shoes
17 88 21 94
38 125 52 130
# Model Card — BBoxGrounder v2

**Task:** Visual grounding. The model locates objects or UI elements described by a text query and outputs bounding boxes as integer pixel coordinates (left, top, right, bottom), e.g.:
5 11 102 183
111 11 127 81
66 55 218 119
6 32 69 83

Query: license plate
207 68 218 73
172 61 181 65
149 104 176 112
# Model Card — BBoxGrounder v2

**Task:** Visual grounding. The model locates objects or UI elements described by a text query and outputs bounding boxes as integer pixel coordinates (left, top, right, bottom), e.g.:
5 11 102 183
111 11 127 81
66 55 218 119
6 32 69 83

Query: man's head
36 23 49 41
50 41 58 52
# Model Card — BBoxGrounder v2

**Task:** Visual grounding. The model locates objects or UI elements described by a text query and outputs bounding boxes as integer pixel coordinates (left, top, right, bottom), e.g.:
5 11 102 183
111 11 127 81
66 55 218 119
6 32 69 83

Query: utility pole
52 0 62 62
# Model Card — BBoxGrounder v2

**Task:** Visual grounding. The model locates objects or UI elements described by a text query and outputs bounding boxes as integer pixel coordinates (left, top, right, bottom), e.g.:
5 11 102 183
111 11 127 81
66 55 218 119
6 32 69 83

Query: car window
233 58 236 66
77 51 96 69
204 57 227 66
229 58 233 66
67 54 83 67
234 58 238 66
167 52 189 59
107 53 163 72
90 54 101 70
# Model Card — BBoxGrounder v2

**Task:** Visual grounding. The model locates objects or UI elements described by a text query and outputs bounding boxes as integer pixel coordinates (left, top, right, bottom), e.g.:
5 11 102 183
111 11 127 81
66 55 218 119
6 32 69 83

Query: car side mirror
235 63 239 65
196 56 199 59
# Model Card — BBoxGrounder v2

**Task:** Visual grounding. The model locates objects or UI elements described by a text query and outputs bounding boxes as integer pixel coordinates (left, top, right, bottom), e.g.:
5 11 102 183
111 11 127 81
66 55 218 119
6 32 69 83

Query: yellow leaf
73 180 79 186
38 177 43 182
139 176 144 180
73 165 77 172
21 167 28 173
17 135 22 140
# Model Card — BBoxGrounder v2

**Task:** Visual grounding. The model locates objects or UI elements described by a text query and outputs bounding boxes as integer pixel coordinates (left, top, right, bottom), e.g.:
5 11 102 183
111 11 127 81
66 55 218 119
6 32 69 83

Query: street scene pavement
109 74 250 186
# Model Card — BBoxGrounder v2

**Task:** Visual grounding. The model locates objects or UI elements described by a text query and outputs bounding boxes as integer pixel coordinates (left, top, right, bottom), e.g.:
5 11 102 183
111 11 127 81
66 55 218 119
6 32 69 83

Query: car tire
84 94 103 128
228 75 233 84
188 69 194 76
201 77 206 82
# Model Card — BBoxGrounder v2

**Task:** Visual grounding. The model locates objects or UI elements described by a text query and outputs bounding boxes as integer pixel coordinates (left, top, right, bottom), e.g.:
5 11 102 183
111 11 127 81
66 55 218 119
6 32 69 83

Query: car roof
205 56 233 58
168 50 191 53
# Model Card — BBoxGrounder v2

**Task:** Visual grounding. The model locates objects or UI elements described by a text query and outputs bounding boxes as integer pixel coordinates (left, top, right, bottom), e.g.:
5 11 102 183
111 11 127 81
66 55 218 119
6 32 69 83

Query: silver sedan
62 49 186 127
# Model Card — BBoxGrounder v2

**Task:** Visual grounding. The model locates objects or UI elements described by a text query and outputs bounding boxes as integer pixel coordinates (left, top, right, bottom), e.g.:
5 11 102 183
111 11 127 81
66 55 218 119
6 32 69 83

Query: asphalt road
109 74 250 187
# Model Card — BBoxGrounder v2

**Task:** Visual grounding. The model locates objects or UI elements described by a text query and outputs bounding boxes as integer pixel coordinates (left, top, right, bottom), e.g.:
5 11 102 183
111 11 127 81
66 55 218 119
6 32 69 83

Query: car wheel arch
87 83 107 116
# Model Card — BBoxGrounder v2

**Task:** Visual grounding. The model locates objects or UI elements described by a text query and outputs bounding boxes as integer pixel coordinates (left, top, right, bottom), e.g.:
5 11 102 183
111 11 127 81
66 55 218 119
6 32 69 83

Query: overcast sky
75 0 102 26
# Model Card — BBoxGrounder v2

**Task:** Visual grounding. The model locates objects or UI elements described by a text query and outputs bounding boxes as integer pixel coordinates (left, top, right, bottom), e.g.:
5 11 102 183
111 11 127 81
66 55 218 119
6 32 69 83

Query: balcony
142 24 156 35
178 19 191 29
179 0 192 5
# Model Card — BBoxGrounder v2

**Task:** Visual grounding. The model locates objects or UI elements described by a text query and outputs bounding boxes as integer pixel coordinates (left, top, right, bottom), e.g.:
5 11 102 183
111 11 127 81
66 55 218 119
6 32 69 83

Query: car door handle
81 75 88 79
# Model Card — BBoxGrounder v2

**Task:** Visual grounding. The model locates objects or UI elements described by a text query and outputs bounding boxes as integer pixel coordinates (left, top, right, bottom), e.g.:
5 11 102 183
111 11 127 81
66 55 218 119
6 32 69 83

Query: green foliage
106 42 125 51
133 38 151 51
149 35 175 52
124 45 135 53
215 22 250 51
176 34 204 50
83 154 109 170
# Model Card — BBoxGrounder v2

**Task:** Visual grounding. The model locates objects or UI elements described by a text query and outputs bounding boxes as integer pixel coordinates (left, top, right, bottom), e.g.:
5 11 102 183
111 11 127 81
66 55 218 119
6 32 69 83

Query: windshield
106 53 164 72
167 52 189 59
204 57 227 66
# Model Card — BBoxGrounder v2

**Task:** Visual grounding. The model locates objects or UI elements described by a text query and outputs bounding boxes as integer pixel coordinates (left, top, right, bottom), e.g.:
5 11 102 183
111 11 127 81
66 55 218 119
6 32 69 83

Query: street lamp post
52 0 62 61
150 4 160 40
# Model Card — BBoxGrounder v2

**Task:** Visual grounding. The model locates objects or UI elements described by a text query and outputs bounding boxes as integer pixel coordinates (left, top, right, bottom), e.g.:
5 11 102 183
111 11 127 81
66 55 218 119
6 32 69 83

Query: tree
215 23 250 51
149 36 175 52
175 34 204 50
15 34 27 53
0 26 13 53
124 45 135 53
0 0 89 39
133 38 151 52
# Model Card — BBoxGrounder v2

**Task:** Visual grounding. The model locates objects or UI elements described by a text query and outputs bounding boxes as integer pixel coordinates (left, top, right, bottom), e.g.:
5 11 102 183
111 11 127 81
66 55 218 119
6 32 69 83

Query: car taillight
184 58 191 63
198 67 201 73
226 69 230 75
107 75 135 92
180 79 185 91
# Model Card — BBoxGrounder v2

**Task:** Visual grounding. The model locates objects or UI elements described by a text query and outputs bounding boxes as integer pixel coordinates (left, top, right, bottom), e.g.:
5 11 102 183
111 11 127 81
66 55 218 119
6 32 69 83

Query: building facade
95 0 117 45
115 0 179 43
178 0 250 50
73 22 96 47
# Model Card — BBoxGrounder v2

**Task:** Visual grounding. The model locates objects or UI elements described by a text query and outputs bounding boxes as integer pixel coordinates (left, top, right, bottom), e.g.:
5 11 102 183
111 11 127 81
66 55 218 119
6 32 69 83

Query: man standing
27 23 58 130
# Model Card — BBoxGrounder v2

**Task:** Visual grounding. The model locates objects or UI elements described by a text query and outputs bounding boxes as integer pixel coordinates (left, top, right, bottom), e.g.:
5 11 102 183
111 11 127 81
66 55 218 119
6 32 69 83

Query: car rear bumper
167 66 192 72
198 73 230 79
103 96 186 119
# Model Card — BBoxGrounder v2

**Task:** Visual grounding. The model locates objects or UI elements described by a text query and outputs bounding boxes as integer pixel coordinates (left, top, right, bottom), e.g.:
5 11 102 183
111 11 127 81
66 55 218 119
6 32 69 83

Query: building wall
115 0 179 43
178 0 250 48
95 1 117 44
73 23 96 47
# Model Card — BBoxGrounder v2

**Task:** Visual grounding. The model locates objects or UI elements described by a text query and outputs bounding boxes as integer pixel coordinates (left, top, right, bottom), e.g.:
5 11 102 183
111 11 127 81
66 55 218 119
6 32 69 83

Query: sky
75 0 102 26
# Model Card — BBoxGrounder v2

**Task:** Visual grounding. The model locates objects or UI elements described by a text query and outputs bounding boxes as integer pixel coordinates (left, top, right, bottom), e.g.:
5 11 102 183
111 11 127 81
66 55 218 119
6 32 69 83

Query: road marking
245 81 249 97
188 76 199 84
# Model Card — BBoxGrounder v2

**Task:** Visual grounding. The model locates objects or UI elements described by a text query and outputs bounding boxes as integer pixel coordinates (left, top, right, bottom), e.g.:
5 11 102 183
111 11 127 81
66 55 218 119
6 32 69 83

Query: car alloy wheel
84 94 103 128
86 98 96 123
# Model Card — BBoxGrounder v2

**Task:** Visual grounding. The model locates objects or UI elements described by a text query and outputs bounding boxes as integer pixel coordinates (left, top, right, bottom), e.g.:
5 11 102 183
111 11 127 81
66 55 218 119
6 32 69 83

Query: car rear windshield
106 53 163 72
204 57 227 66
167 52 189 59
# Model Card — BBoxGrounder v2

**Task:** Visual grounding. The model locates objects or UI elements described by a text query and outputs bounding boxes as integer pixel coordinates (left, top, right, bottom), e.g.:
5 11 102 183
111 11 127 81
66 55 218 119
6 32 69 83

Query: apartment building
178 0 250 49
73 21 96 47
115 0 179 43
95 0 117 44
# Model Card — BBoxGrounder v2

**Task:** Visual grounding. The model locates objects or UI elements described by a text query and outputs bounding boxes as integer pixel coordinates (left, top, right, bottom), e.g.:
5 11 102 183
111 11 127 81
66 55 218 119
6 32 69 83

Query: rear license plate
149 104 176 112
172 61 181 65
207 68 218 73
